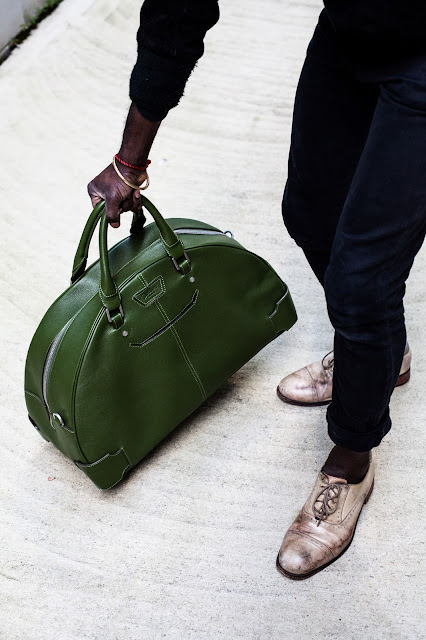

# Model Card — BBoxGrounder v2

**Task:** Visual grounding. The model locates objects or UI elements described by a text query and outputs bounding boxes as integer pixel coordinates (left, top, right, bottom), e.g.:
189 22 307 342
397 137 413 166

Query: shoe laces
321 350 334 371
313 479 343 526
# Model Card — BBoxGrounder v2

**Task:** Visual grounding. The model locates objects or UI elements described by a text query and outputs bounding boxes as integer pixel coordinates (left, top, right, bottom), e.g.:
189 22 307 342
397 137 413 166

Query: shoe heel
364 480 374 504
396 368 410 387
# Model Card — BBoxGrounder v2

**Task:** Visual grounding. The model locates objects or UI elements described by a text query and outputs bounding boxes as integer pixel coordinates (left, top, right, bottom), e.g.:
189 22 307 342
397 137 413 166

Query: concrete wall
0 0 46 53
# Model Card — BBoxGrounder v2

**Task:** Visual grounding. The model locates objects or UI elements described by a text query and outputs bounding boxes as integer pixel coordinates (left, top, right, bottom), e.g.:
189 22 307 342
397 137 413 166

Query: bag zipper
174 227 234 238
42 318 73 419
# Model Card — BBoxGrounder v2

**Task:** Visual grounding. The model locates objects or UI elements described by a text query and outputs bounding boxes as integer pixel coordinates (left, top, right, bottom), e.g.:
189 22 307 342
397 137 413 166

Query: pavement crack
0 572 19 581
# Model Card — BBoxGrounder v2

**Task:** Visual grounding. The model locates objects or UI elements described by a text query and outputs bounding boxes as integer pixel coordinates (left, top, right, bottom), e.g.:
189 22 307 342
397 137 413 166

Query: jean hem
327 408 391 452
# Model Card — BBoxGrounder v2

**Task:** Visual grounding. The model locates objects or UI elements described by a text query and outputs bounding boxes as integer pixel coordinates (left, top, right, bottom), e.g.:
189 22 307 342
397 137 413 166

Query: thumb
87 181 104 209
89 194 103 209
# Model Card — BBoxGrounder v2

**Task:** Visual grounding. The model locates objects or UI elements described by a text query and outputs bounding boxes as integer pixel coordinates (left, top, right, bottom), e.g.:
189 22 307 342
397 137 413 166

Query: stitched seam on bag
133 274 166 307
139 273 206 399
131 291 198 348
156 299 206 400
157 228 181 249
99 287 119 298
98 283 120 301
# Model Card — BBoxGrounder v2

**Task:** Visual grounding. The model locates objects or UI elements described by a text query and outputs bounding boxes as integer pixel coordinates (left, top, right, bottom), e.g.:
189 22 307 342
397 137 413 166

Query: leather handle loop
98 213 122 312
71 196 187 285
139 195 185 260
71 198 188 324
71 201 104 283
98 196 187 313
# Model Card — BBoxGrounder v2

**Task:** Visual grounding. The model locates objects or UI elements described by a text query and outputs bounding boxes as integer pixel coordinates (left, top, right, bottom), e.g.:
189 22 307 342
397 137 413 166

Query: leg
277 13 382 407
276 46 426 583
324 56 426 454
282 10 378 286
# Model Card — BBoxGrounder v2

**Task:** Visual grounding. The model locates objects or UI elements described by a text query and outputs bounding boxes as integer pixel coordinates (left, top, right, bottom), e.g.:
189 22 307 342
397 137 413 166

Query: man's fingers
121 194 135 213
105 198 122 228
87 164 139 227
130 189 143 214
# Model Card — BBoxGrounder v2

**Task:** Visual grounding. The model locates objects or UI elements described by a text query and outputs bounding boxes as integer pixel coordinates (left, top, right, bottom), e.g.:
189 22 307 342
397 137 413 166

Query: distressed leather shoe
277 343 411 406
276 455 374 580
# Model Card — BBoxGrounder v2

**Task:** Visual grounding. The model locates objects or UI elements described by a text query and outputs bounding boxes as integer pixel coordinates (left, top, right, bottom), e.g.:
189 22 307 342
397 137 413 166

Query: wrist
117 147 149 168
119 103 161 167
114 154 151 171
112 161 147 184
111 158 149 191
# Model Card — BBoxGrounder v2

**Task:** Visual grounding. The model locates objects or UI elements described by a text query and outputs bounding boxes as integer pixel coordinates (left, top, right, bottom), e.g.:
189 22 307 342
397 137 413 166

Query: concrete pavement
0 1 425 638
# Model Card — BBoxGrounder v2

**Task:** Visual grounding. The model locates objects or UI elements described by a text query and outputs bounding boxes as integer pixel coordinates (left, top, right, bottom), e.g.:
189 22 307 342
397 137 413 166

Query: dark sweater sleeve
130 0 220 122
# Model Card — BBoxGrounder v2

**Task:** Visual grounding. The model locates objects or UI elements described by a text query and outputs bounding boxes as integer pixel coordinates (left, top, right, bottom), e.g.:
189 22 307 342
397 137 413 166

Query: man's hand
87 103 161 228
87 163 147 228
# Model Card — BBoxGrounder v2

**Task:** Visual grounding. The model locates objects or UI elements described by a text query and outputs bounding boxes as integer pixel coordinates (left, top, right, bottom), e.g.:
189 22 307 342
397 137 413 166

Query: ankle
322 445 370 484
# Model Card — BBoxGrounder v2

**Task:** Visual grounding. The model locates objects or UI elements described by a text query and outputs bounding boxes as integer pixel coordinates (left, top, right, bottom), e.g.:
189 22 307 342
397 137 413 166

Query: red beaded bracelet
114 154 151 171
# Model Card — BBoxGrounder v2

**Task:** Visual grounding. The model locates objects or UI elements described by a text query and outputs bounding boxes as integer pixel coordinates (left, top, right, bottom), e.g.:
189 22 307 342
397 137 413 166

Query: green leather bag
25 196 297 489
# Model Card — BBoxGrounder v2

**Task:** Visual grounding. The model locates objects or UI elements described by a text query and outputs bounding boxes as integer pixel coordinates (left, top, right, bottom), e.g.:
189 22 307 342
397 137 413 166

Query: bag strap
71 201 104 283
71 196 191 328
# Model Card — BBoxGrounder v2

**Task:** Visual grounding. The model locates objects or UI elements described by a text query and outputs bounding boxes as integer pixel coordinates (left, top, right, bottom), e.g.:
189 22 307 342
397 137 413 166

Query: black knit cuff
130 46 194 122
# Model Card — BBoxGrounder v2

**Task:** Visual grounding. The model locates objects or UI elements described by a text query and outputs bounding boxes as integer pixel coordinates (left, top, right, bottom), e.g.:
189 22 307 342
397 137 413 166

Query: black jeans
282 11 426 452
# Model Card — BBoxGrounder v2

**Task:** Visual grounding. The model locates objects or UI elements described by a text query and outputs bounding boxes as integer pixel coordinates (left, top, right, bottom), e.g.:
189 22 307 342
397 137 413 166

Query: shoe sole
275 479 375 580
276 386 331 406
276 368 411 407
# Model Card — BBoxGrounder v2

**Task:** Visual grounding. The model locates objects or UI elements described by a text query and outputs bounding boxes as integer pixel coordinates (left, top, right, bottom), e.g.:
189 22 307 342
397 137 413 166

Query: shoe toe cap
278 532 332 577
277 368 316 404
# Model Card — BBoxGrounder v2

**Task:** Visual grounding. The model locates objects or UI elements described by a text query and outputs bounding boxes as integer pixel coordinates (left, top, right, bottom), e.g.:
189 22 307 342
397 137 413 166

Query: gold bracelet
112 155 150 190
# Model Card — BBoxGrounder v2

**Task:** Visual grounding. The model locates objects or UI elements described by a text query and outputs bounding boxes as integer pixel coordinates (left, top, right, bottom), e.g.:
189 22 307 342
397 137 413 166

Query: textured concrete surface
0 1 425 639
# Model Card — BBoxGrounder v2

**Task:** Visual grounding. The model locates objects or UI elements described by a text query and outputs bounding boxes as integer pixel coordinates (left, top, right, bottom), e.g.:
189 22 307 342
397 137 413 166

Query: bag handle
71 205 148 284
71 196 191 328
71 201 104 283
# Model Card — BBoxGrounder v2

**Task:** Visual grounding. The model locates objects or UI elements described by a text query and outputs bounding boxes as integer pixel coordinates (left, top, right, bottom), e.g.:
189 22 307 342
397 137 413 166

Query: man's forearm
118 103 161 166
88 103 161 227
130 0 219 121
87 0 219 225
